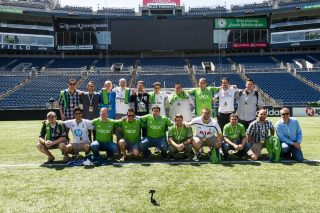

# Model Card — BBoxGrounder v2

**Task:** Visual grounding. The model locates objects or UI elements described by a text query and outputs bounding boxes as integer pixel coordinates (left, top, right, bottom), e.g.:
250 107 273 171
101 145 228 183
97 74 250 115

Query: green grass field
0 118 319 213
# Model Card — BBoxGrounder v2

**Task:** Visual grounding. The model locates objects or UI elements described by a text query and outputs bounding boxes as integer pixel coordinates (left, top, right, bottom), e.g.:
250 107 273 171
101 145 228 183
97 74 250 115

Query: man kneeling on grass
37 111 68 163
117 108 142 161
168 114 193 161
247 109 281 162
90 107 119 162
64 108 94 159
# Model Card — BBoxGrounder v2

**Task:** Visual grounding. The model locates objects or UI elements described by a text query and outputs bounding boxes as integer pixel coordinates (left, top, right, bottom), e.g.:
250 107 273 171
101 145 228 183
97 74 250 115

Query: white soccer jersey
113 87 130 114
150 91 169 116
64 119 94 143
188 117 221 138
216 87 237 113
169 97 194 122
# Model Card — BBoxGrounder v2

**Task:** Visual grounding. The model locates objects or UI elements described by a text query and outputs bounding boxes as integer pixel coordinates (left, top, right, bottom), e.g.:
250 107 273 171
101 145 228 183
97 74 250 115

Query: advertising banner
232 42 268 48
262 106 292 117
55 18 109 32
215 18 267 29
57 45 93 50
292 107 320 117
0 32 54 51
143 0 180 6
0 44 53 51
302 3 320 10
0 7 23 14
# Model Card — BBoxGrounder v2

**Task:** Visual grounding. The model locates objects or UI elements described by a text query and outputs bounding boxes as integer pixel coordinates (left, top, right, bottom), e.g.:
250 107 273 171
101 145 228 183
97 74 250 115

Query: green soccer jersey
118 118 141 143
223 123 246 141
189 87 219 116
168 125 192 144
141 114 172 139
92 118 118 143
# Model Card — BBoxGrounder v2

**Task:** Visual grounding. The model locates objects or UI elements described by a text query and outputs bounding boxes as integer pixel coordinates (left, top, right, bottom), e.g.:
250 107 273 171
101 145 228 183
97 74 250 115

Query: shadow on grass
40 161 68 170
281 160 319 166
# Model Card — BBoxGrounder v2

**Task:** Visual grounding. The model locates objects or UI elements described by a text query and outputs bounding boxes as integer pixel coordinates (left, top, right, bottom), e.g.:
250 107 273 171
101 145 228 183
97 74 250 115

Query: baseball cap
47 111 56 118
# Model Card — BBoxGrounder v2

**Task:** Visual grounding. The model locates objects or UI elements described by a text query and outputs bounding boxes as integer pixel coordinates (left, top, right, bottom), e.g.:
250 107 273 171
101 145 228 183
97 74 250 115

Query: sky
60 0 265 11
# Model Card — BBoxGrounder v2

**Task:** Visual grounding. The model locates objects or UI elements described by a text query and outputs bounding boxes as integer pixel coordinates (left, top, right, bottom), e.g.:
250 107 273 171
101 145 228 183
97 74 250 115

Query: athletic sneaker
154 147 161 154
193 152 201 162
63 156 70 162
45 157 55 163
183 155 190 161
119 155 127 162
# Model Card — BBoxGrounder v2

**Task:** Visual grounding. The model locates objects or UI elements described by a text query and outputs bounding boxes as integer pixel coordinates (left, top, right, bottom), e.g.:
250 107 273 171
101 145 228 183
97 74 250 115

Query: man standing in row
214 77 238 130
168 82 194 122
148 82 169 116
189 78 219 117
237 79 264 129
59 78 81 121
80 81 100 141
113 78 131 119
100 80 116 119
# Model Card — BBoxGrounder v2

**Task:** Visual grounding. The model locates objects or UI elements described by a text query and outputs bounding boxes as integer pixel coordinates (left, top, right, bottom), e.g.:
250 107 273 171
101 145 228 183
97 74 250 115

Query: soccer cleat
169 155 175 161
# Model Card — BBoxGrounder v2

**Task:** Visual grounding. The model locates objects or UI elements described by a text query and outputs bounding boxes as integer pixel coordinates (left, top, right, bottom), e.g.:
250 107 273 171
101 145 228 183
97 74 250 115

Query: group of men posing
37 77 304 163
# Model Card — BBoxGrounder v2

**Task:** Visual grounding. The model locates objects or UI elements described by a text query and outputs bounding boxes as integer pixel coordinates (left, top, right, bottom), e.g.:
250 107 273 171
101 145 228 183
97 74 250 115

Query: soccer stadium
0 0 319 212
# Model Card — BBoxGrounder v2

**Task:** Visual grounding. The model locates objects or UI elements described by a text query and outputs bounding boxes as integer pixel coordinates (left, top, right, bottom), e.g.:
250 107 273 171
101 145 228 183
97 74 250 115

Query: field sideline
0 117 319 212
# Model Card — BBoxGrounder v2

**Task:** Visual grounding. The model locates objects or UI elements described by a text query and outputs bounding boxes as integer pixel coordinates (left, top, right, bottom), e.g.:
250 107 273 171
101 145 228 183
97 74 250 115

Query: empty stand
0 75 81 109
246 72 320 106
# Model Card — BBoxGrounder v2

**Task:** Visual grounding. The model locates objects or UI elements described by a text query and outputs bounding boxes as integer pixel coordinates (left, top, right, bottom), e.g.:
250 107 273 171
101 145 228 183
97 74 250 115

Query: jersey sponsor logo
126 130 137 134
97 129 111 134
199 130 212 136
74 129 83 137
150 125 161 130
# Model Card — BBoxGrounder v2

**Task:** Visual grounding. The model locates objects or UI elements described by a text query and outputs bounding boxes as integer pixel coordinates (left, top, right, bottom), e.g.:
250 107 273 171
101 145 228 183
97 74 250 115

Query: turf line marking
0 160 319 168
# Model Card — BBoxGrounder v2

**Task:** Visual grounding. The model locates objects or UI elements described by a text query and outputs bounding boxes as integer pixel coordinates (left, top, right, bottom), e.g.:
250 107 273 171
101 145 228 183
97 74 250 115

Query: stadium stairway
239 72 281 107
290 71 320 92
0 75 33 101
75 73 90 89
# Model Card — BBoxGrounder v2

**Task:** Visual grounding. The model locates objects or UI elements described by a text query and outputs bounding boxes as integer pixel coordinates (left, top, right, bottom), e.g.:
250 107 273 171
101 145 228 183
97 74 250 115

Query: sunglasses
281 113 290 116
127 115 135 117
69 83 76 85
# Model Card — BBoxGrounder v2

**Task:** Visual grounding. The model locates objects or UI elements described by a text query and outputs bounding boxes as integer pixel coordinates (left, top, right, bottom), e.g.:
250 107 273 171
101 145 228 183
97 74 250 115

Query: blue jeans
222 139 251 159
281 143 304 162
91 141 119 159
140 137 168 158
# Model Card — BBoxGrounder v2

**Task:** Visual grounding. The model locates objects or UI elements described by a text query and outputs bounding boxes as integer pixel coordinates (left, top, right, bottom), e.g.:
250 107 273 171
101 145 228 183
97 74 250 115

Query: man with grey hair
100 80 116 119
275 107 303 162
113 78 131 119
